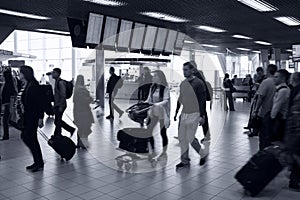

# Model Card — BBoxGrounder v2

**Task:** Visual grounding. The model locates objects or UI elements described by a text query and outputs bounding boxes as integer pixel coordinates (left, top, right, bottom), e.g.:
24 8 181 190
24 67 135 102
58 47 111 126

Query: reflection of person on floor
142 67 152 101
176 61 206 169
145 70 170 156
106 67 124 120
19 65 45 172
73 75 94 149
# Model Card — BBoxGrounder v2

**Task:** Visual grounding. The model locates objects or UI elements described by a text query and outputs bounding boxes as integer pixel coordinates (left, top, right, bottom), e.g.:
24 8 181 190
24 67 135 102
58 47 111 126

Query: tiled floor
0 94 299 200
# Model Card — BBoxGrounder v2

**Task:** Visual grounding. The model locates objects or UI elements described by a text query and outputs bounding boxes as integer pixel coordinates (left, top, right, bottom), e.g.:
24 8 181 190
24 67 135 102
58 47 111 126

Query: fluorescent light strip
0 8 50 20
36 29 69 35
237 47 251 51
252 50 261 53
232 34 252 40
255 40 272 45
139 12 190 23
184 40 194 44
83 0 127 6
237 0 278 12
274 16 300 26
202 44 219 48
286 49 293 52
194 25 226 33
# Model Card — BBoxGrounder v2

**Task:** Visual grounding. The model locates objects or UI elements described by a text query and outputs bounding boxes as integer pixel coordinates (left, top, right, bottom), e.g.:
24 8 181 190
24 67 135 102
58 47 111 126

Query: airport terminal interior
0 0 300 199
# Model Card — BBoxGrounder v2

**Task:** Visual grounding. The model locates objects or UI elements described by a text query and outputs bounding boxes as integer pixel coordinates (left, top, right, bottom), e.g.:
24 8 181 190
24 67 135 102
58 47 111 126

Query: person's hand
38 119 44 128
199 117 205 126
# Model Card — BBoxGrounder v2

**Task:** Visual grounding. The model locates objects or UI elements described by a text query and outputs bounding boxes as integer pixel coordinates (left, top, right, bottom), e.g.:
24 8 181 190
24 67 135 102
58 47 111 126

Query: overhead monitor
164 30 178 54
117 20 133 50
130 23 146 51
67 17 88 48
153 27 168 53
174 32 185 49
142 25 158 52
86 13 104 45
292 44 300 62
102 16 119 48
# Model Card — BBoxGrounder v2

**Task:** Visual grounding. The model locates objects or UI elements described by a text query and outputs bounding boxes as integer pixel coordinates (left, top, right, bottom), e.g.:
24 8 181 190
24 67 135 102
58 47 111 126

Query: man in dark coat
106 67 124 119
284 72 300 191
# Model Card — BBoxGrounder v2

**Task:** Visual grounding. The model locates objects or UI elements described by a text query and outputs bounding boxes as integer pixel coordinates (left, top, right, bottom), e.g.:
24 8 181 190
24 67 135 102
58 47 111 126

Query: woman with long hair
19 65 44 172
1 67 17 140
73 75 94 148
146 70 170 156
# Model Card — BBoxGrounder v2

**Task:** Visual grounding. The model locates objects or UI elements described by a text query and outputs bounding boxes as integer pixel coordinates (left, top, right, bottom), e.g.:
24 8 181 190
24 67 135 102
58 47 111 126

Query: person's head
183 61 196 78
256 67 264 76
143 67 150 74
224 73 230 79
109 67 115 75
75 75 85 87
52 68 61 79
152 70 168 87
291 72 300 87
273 69 289 86
267 64 277 76
233 75 237 78
20 65 35 82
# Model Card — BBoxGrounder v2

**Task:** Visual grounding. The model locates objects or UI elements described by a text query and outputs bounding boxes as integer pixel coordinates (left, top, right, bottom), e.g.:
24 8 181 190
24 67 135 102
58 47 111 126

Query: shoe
26 163 37 170
199 156 207 166
106 115 114 120
289 182 300 191
30 165 44 172
119 111 124 118
244 126 250 130
230 109 235 111
176 162 190 169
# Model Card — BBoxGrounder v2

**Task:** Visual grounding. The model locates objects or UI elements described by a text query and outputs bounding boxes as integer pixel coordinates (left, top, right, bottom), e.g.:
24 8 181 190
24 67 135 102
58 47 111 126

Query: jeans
54 107 75 136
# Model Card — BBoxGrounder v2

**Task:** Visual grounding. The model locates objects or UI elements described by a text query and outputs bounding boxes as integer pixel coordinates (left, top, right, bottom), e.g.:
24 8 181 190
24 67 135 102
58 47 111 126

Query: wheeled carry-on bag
235 147 284 197
38 129 76 161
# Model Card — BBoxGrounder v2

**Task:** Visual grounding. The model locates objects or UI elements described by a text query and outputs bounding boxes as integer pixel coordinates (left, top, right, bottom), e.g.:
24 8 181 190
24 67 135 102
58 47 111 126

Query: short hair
292 72 300 85
256 67 264 73
20 65 34 81
224 73 230 78
109 67 115 73
183 61 195 70
276 69 289 82
53 68 61 76
267 64 277 75
143 67 150 72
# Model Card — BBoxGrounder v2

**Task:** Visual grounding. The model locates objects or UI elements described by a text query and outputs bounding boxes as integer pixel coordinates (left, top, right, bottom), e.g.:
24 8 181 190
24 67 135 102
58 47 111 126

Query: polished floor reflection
0 96 299 200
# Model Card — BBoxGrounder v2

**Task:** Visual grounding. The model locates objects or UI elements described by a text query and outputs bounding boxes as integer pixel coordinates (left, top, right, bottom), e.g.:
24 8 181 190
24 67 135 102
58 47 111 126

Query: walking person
1 67 17 140
106 67 124 120
145 70 170 156
51 68 75 136
176 61 206 169
73 75 94 149
223 73 235 111
19 65 44 172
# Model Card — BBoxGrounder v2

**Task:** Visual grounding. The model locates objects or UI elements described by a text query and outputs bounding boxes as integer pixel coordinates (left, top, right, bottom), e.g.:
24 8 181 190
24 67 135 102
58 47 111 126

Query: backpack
58 79 74 99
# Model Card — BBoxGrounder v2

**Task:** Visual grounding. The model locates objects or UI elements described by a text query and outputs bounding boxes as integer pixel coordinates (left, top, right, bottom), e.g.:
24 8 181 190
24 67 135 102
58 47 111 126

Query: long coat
284 85 300 155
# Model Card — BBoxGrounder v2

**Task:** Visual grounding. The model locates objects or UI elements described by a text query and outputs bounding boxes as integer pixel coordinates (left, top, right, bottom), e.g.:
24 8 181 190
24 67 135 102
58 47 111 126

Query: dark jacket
223 78 235 93
21 79 44 125
106 73 121 94
284 84 300 155
2 72 17 104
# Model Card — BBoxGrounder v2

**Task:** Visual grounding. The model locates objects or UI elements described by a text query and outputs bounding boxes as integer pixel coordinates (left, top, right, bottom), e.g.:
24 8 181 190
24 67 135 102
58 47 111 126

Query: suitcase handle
38 128 49 141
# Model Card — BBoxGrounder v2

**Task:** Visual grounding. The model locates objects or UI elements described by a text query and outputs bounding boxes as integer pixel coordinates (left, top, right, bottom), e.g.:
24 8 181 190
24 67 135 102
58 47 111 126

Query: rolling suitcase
38 129 76 161
235 147 284 197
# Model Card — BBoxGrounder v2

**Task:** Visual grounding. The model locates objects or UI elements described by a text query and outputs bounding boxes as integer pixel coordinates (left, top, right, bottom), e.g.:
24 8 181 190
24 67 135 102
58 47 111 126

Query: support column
72 48 76 81
95 49 105 109
274 48 281 68
190 49 195 61
260 49 269 70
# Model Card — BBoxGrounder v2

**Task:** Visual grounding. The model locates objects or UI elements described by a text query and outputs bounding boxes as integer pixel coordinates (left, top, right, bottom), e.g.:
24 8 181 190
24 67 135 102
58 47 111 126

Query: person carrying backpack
51 68 75 137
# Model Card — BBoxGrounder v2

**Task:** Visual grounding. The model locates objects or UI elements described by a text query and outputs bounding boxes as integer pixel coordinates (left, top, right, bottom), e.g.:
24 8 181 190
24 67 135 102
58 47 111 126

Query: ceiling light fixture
237 47 251 51
252 50 261 53
184 40 194 44
255 40 272 45
194 25 226 33
36 29 69 35
83 0 127 6
274 16 300 26
232 34 252 40
202 44 219 48
237 0 278 12
139 12 190 23
0 8 51 20
286 49 293 52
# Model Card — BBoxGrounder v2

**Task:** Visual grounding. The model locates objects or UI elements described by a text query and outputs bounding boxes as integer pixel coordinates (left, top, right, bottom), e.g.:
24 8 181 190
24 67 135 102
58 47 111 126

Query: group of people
106 61 212 168
0 65 94 172
242 64 300 190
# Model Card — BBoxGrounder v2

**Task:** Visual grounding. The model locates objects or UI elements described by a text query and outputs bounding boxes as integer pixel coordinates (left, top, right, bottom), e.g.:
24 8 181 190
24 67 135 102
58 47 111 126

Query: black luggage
126 102 152 126
117 128 152 153
39 129 76 161
235 147 284 197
